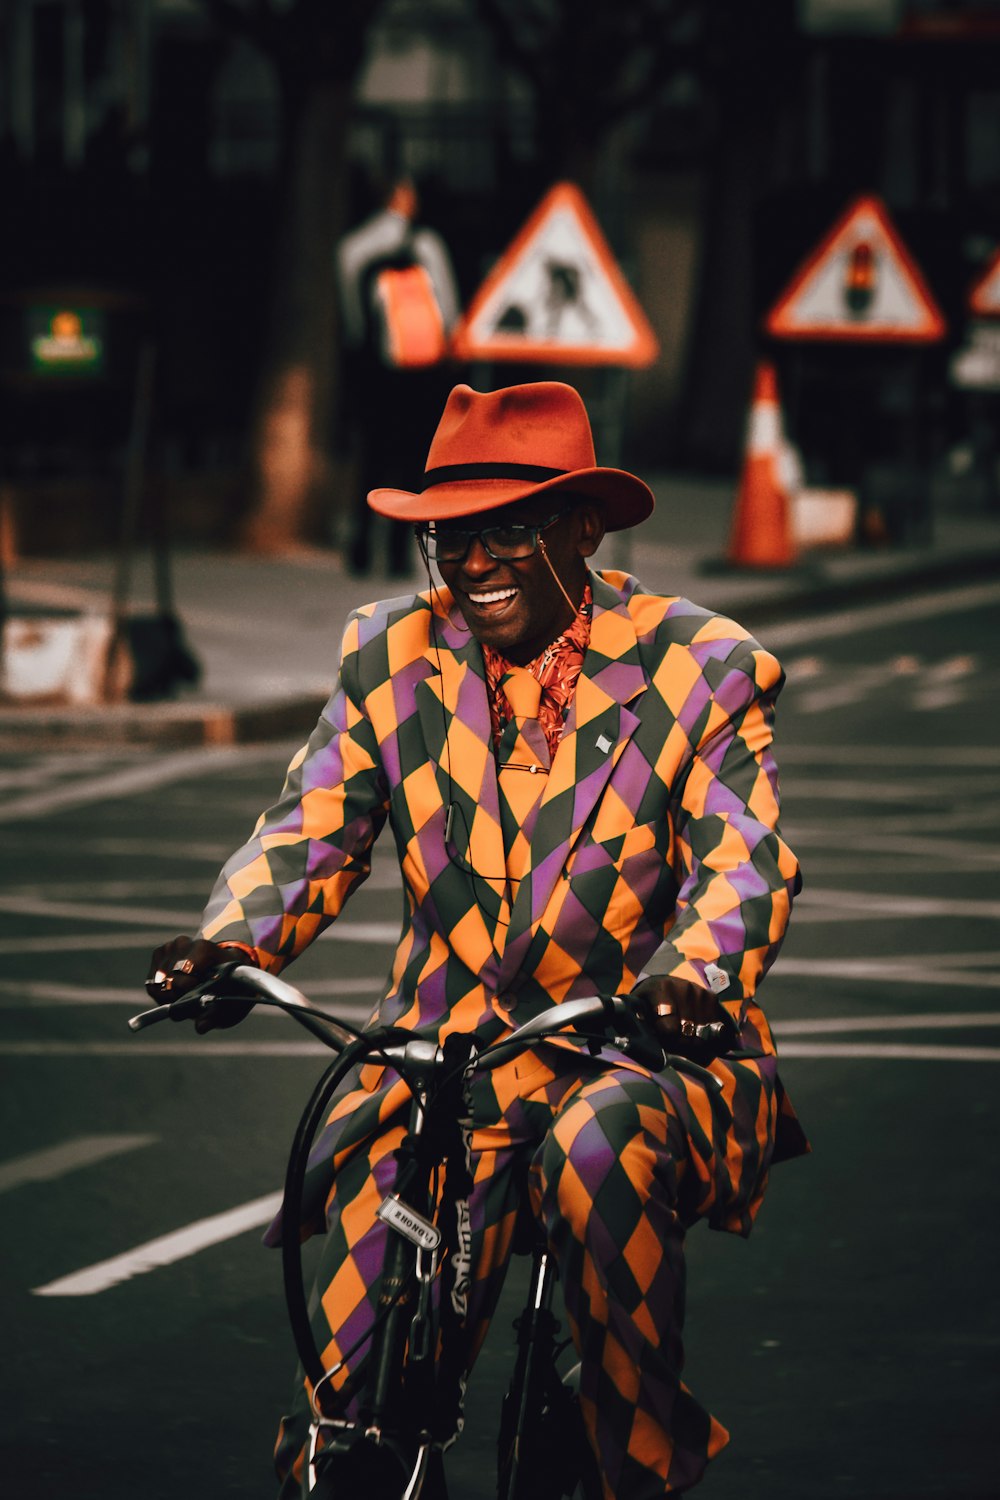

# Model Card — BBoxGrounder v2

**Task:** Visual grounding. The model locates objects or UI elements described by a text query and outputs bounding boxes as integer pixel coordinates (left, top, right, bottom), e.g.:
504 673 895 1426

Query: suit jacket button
497 992 518 1012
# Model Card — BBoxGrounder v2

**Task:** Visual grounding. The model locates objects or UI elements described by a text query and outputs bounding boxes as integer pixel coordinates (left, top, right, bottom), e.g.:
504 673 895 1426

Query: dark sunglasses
416 509 568 564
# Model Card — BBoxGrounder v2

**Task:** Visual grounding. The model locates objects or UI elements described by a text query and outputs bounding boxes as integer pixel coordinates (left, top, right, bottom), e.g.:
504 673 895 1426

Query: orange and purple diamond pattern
202 567 804 1495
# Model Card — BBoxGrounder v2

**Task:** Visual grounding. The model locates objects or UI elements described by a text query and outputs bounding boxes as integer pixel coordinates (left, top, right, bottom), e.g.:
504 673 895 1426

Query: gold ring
655 1002 675 1019
172 958 196 975
680 1018 697 1037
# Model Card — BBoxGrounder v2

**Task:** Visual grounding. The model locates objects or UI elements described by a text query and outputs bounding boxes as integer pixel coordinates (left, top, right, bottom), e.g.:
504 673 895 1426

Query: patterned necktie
497 667 547 901
501 666 542 722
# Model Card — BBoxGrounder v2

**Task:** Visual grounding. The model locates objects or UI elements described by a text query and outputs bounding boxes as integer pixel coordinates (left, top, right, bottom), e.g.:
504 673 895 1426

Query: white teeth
468 588 516 605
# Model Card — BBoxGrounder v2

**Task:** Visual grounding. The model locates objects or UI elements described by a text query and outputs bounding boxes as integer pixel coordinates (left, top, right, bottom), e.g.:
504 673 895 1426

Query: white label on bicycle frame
377 1195 441 1251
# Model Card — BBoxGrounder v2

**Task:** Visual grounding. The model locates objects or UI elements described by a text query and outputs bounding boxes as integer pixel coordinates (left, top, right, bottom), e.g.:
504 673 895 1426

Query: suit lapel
413 594 510 945
498 573 647 981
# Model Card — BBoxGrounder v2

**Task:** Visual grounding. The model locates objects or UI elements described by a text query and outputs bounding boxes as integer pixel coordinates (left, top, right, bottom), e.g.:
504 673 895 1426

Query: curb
0 691 329 752
2 546 997 750
721 544 1000 633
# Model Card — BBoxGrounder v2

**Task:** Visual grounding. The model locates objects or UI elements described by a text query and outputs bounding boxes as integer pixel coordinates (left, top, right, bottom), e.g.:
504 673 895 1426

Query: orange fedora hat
367 382 654 532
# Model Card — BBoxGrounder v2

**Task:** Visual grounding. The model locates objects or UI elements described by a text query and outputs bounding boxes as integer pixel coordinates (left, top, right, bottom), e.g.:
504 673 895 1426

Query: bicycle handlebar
127 962 734 1404
128 962 361 1052
128 964 734 1085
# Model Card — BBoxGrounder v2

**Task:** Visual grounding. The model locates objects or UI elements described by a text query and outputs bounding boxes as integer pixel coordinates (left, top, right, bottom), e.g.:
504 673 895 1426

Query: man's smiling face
432 497 604 665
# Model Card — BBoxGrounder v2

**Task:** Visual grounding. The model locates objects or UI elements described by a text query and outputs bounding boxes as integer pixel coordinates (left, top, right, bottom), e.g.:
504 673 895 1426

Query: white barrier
1 614 115 705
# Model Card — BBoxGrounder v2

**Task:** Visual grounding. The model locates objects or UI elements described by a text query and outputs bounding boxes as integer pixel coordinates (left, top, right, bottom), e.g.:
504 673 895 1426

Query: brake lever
128 992 213 1031
129 962 249 1032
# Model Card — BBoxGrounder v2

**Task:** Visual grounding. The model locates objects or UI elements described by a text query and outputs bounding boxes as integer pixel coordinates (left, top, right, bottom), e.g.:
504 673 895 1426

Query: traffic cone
727 361 797 568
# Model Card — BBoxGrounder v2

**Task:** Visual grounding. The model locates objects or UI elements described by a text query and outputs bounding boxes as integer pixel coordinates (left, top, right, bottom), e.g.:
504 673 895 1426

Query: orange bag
372 262 448 369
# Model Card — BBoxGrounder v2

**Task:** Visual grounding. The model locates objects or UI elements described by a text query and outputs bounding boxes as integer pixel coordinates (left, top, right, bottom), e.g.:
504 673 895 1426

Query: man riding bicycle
146 380 807 1497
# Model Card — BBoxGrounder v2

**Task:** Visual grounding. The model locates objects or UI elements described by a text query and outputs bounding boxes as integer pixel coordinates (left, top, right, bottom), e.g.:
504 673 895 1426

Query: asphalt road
1 577 998 1500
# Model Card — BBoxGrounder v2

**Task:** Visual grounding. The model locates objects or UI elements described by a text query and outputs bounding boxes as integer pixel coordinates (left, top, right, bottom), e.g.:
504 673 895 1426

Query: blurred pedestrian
335 174 460 576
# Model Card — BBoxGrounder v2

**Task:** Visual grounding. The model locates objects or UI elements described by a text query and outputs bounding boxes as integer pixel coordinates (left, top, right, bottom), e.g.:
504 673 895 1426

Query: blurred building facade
1 0 999 547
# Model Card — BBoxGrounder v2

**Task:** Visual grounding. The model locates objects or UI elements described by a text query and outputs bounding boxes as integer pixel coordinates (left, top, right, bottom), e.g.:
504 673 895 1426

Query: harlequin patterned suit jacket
200 568 807 1225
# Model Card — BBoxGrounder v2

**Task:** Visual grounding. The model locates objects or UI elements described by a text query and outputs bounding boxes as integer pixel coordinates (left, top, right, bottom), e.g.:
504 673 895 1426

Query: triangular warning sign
451 182 659 367
969 249 1000 318
765 195 946 343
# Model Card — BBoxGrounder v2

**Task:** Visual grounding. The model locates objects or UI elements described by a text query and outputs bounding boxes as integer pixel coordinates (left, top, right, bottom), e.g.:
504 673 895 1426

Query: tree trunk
674 101 763 473
240 76 354 552
674 1 799 473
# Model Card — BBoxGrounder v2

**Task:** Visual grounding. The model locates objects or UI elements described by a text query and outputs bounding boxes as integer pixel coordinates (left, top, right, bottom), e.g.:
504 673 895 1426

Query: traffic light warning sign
765 195 946 344
451 181 659 367
969 249 1000 318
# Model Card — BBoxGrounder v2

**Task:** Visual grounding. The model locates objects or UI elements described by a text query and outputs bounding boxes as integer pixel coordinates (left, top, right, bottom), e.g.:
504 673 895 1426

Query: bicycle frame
129 966 727 1499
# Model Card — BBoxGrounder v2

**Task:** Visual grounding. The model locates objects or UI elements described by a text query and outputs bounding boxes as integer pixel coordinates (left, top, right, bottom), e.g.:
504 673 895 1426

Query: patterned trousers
274 1045 735 1498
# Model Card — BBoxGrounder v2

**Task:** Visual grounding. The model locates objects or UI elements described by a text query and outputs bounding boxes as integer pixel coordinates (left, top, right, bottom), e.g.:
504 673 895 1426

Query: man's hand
630 975 735 1061
144 936 253 1035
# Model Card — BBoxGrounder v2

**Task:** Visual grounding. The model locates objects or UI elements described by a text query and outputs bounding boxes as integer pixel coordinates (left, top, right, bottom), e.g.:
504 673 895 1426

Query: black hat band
421 462 569 489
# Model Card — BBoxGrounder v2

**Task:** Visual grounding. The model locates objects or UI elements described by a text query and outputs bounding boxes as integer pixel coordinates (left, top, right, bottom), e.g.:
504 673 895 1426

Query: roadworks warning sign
969 249 1000 319
765 195 946 343
451 181 659 367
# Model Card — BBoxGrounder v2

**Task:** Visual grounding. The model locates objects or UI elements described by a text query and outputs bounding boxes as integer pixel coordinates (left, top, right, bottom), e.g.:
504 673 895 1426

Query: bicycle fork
307 1042 445 1498
305 1210 441 1498
498 1244 561 1500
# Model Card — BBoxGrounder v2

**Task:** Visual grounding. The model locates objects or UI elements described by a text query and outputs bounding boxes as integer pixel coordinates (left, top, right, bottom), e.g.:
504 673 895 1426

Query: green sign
28 305 106 376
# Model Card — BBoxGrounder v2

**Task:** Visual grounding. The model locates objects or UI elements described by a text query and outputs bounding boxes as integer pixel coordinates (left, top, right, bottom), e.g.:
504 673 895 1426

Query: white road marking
0 1038 357 1057
926 654 978 680
786 855 999 879
47 839 236 860
792 812 1000 841
32 1190 284 1297
3 578 106 611
792 888 1000 921
0 977 383 1007
795 658 924 715
0 1134 155 1192
25 1017 1000 1298
778 1043 1000 1061
0 931 197 954
0 876 401 921
791 653 982 717
784 828 1000 866
764 579 1000 649
913 685 966 711
16 879 225 900
7 1007 1000 1060
0 920 400 955
913 654 979 712
790 813 1000 841
779 745 998 767
0 895 200 926
0 744 285 823
770 957 1000 988
776 1012 1000 1035
780 777 970 802
0 750 140 781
